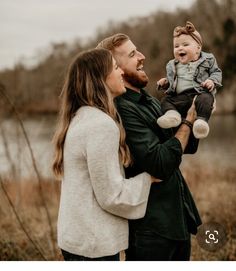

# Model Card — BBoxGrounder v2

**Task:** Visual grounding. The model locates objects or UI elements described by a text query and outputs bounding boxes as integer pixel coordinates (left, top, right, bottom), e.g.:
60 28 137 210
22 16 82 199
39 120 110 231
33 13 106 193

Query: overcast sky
0 0 195 70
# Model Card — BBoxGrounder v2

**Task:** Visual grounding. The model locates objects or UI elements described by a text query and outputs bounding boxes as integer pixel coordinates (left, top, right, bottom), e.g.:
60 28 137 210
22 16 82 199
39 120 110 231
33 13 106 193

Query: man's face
113 40 148 92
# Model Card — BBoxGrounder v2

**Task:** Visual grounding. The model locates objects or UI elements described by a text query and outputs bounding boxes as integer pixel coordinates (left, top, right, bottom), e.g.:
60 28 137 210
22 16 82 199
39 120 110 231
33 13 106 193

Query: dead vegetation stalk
0 83 56 259
0 176 46 260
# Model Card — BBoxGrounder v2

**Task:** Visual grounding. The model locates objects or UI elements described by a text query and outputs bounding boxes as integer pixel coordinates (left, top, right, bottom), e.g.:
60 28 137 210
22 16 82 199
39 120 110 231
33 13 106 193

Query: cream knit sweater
57 106 151 258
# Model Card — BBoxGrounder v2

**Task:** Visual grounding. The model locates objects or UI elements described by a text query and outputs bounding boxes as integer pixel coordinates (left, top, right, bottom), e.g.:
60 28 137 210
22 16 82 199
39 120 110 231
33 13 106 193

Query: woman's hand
151 176 162 183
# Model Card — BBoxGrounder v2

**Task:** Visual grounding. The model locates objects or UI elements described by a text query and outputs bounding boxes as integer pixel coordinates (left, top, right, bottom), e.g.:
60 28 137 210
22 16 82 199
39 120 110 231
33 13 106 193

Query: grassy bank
182 162 236 260
0 179 62 260
0 164 235 261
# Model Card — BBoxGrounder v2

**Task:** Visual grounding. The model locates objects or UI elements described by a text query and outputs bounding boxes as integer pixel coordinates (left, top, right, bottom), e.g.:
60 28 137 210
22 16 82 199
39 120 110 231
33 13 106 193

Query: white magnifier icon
208 233 215 240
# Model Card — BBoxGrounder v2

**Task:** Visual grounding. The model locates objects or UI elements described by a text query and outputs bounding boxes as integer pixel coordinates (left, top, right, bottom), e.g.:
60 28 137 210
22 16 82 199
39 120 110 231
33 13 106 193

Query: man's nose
137 51 145 60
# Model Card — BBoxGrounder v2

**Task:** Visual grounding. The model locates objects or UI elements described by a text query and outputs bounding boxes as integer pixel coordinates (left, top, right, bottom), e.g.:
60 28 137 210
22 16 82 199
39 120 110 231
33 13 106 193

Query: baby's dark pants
161 89 214 122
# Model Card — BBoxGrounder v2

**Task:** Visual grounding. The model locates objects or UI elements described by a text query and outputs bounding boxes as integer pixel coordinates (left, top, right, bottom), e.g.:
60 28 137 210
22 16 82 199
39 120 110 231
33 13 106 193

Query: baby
157 21 222 138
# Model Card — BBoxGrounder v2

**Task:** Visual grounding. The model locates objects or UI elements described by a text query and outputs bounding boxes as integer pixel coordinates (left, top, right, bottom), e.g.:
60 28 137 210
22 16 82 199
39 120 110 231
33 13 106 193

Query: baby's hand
157 77 168 86
201 79 215 92
157 77 169 90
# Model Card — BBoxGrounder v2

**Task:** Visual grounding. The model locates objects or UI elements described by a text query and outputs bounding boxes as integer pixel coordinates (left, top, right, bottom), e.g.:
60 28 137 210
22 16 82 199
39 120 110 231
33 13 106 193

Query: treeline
0 0 236 115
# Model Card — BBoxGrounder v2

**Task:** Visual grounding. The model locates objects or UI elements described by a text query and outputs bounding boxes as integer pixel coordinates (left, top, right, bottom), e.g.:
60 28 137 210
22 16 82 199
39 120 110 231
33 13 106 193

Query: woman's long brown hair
52 48 131 178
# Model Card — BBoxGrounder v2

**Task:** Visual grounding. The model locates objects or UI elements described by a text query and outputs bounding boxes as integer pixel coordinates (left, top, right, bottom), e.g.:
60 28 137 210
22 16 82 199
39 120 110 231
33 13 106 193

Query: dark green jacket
115 88 202 240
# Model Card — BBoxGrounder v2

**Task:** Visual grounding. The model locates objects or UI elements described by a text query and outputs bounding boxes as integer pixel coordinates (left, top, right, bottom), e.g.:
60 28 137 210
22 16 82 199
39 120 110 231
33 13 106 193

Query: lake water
182 114 236 171
0 114 235 179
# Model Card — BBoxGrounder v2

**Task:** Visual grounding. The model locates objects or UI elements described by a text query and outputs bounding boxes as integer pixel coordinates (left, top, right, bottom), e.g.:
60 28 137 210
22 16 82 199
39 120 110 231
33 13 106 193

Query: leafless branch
0 176 46 260
0 82 57 258
0 125 17 178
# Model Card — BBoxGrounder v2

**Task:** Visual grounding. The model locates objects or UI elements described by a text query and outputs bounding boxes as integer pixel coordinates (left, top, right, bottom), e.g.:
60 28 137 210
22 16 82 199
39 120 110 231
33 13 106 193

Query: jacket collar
122 87 153 104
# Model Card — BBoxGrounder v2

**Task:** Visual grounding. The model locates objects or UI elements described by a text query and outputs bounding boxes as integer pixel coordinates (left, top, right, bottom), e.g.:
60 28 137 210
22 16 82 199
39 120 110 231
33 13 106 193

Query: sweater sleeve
86 117 151 219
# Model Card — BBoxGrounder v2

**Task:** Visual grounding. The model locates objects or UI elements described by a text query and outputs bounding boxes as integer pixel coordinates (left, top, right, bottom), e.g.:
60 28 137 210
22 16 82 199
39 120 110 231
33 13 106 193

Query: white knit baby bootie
157 110 181 128
193 119 209 139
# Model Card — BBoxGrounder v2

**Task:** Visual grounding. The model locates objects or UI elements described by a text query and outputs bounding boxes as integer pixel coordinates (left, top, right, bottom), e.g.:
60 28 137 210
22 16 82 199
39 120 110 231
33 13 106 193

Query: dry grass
182 162 236 261
0 164 235 261
0 179 62 261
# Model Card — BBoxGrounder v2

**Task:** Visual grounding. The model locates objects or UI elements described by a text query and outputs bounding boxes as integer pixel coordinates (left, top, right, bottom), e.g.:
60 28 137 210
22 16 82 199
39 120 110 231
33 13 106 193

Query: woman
52 48 156 261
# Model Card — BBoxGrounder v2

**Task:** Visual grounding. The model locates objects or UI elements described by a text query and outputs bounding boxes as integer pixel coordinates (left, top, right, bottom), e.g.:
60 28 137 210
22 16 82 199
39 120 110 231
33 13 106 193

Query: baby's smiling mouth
179 52 186 57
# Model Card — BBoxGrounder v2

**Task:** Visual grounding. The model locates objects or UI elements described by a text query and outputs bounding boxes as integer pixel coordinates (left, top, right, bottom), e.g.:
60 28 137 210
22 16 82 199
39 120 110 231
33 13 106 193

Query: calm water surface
0 114 235 179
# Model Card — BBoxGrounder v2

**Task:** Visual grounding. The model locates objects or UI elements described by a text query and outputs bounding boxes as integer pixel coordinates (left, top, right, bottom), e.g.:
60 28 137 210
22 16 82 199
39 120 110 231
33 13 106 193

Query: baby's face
173 34 201 64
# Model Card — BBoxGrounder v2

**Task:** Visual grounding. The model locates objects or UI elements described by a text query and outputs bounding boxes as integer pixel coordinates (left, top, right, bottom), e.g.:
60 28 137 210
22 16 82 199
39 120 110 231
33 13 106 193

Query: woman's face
106 57 125 98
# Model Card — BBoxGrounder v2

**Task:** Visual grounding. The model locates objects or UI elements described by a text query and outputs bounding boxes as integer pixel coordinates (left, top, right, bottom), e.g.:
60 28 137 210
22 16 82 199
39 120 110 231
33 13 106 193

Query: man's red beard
123 70 149 89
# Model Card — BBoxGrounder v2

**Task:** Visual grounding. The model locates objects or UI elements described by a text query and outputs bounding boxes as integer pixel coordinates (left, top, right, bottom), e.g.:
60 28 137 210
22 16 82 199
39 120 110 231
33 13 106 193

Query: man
97 34 202 261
